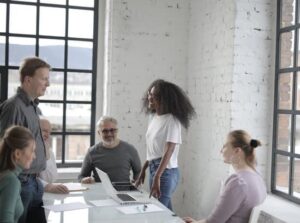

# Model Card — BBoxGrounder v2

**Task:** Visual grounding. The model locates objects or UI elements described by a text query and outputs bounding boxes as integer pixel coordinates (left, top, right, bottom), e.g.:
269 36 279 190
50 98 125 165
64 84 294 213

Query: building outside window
0 0 98 167
273 0 300 204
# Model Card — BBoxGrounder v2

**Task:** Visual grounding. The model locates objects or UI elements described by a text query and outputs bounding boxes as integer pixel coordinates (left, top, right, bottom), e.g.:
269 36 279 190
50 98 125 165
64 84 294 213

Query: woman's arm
150 142 176 198
135 160 149 186
0 174 20 222
206 175 246 223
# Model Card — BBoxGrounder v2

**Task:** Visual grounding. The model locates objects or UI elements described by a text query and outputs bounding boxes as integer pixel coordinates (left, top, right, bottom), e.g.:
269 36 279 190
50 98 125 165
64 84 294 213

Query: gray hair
96 116 118 129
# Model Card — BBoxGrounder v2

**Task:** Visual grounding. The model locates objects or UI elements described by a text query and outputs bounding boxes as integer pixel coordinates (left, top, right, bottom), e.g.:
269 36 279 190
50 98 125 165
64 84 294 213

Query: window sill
250 194 300 223
57 167 81 182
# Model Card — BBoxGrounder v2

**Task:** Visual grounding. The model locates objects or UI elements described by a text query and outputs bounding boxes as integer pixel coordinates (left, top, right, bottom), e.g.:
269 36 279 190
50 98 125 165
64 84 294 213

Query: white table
43 183 184 223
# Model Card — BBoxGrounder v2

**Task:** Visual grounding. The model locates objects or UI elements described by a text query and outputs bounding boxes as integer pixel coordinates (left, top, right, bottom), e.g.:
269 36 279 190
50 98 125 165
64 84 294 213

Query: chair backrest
256 210 286 223
248 204 262 223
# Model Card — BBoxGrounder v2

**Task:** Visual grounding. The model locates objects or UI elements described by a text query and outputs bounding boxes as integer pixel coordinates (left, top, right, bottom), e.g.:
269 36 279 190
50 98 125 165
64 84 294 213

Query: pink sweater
207 170 267 223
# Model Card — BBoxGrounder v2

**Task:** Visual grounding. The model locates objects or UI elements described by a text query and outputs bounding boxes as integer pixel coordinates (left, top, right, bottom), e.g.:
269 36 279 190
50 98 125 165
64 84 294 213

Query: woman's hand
150 174 161 198
135 169 146 187
135 161 149 187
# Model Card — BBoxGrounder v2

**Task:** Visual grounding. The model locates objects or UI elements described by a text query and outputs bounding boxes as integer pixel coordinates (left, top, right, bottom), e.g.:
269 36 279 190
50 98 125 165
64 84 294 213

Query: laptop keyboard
116 193 136 201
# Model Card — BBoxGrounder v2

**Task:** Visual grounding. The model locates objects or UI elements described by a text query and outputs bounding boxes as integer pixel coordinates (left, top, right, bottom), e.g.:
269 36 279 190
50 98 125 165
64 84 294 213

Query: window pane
69 9 93 38
68 41 92 70
39 39 65 69
40 0 66 5
296 115 300 154
0 3 6 32
69 0 94 7
65 135 90 162
51 135 62 162
277 114 292 152
10 4 36 34
281 0 295 28
297 72 300 110
9 37 35 66
0 36 5 65
40 71 64 101
280 31 294 69
39 103 63 132
67 72 91 101
294 158 300 198
40 6 65 36
278 72 293 110
275 154 290 193
66 104 91 132
7 69 19 98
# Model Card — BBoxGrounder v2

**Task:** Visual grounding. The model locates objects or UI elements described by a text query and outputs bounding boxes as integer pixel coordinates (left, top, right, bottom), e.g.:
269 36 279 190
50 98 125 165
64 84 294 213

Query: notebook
95 168 149 205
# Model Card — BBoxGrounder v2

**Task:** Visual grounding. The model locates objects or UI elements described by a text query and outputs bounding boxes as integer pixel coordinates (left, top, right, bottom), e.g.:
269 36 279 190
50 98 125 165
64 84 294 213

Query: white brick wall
176 0 276 218
96 0 276 219
231 0 276 184
176 0 236 217
102 0 190 175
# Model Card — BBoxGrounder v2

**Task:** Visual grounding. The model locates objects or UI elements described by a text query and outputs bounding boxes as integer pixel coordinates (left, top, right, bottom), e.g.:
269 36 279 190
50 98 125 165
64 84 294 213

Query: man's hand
45 183 69 194
81 176 95 184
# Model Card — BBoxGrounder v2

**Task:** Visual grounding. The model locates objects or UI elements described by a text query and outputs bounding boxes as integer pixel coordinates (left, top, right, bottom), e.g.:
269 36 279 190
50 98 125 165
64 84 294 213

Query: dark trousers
18 174 46 223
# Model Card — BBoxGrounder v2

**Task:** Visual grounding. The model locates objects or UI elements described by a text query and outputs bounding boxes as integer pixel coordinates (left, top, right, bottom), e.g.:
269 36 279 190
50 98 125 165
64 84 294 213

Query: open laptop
92 167 139 192
95 168 149 205
111 181 140 192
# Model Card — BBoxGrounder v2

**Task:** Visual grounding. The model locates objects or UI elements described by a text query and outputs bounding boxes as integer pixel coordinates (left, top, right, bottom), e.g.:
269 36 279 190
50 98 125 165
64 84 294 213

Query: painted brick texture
102 0 276 219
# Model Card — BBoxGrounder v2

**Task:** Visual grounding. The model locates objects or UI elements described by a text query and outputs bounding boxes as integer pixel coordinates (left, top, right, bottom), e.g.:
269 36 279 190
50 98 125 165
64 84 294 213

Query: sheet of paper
63 183 88 192
43 202 91 212
89 199 119 207
116 204 165 215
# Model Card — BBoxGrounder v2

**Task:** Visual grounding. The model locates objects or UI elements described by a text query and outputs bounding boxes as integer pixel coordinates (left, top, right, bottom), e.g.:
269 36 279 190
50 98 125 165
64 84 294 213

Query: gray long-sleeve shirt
78 140 141 183
0 87 46 174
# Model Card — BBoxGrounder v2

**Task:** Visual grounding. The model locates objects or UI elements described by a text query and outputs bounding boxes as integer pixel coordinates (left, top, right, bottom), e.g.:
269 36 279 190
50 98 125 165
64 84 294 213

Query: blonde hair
229 130 262 169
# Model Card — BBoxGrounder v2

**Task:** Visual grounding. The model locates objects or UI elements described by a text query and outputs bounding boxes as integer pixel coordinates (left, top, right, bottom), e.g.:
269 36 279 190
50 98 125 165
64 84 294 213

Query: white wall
97 0 276 219
177 0 236 217
101 0 190 173
177 0 276 218
231 0 275 185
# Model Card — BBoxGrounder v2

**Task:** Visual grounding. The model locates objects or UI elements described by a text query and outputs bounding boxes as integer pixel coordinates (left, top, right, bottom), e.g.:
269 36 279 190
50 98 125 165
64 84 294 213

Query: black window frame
272 0 300 204
0 0 98 167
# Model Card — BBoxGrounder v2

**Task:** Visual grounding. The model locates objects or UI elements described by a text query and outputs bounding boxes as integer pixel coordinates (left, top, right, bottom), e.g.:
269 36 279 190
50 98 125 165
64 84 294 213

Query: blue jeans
18 174 46 223
149 158 179 210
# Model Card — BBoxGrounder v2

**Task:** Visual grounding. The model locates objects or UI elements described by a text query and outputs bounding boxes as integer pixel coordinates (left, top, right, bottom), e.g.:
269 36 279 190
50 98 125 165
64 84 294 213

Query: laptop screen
95 167 139 203
112 182 139 191
95 168 118 195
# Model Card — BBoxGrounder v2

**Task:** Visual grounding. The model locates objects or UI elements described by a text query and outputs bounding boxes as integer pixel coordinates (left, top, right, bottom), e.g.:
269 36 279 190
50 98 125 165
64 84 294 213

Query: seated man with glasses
78 116 142 184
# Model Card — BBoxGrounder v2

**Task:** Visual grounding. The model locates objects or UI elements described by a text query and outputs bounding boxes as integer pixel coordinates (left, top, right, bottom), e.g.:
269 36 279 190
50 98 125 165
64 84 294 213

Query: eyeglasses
101 128 118 134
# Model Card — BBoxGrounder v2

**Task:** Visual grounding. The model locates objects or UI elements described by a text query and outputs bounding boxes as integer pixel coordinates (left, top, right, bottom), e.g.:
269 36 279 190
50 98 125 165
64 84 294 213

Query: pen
143 204 148 211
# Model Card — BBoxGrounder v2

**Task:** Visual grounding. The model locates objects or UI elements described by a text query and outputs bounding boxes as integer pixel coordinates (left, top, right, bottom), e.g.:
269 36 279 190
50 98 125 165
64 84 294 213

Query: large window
273 0 300 203
0 0 98 167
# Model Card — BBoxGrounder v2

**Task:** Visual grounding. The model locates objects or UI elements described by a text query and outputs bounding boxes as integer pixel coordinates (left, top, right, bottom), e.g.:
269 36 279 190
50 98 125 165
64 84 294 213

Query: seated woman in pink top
183 130 267 223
